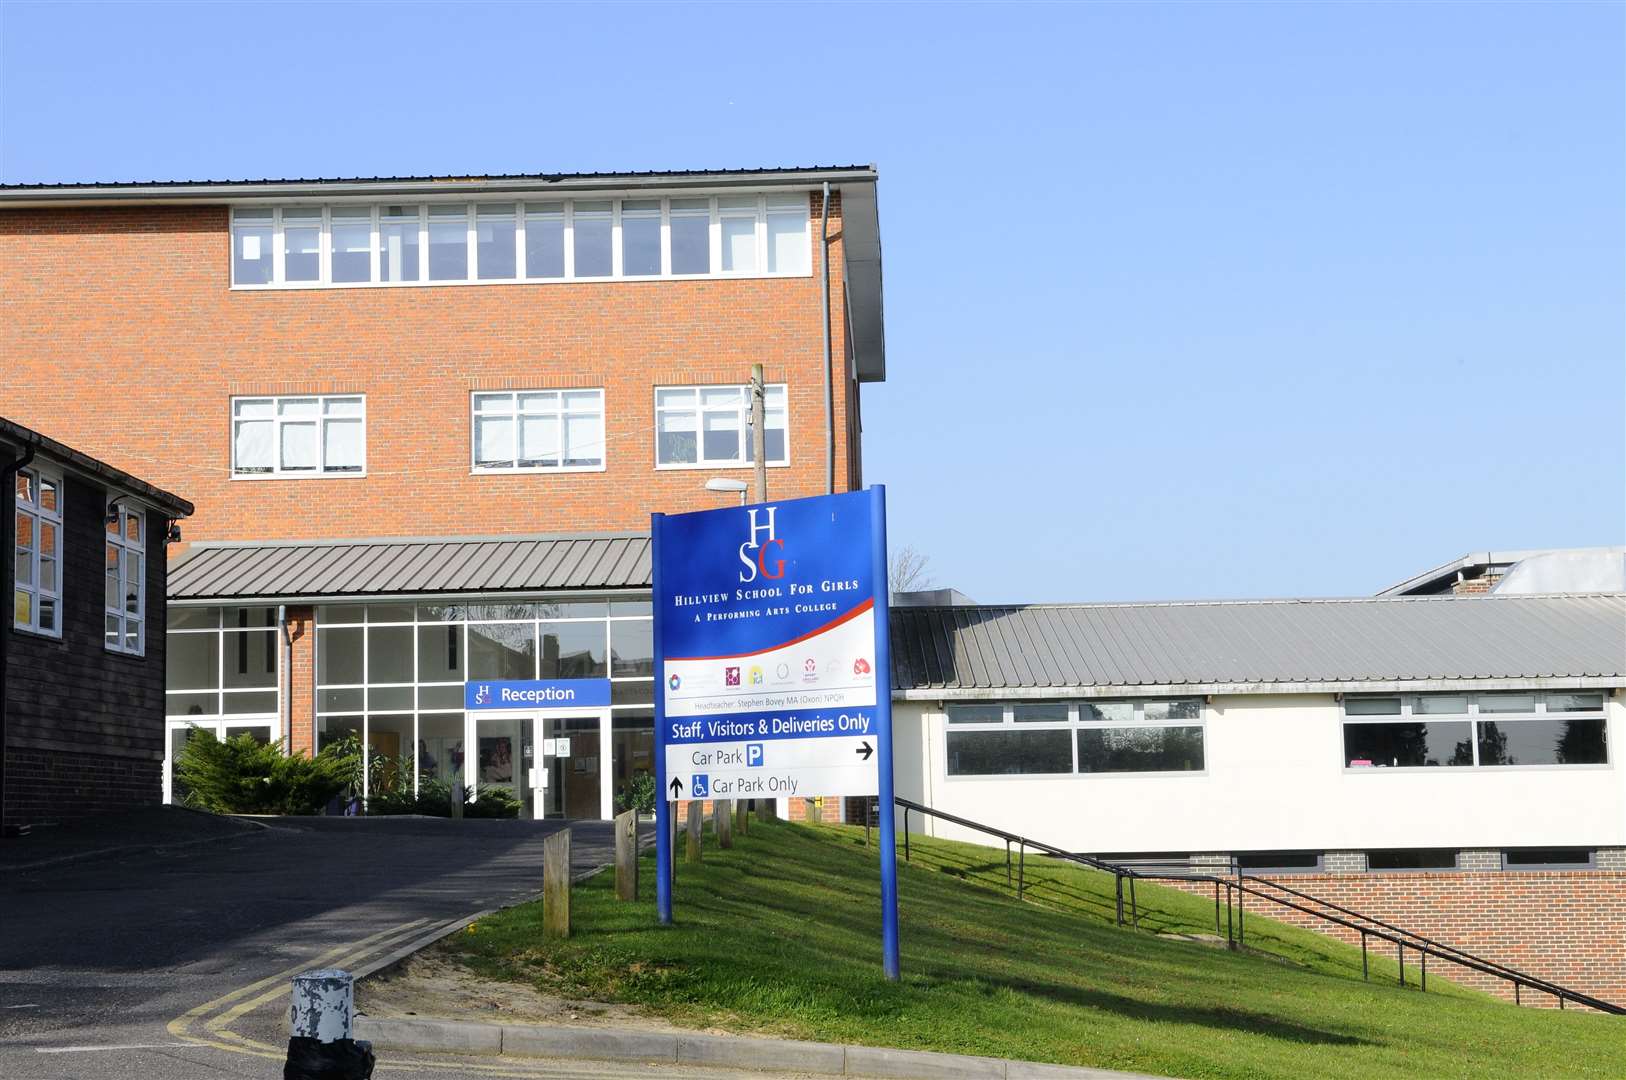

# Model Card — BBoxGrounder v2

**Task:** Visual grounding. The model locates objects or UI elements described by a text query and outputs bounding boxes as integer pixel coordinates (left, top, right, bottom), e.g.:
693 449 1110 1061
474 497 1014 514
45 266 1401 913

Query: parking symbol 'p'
690 774 710 798
746 743 764 767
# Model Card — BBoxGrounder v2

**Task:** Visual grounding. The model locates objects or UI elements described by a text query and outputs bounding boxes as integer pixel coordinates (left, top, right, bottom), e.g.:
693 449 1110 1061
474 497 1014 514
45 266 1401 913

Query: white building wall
893 693 1626 854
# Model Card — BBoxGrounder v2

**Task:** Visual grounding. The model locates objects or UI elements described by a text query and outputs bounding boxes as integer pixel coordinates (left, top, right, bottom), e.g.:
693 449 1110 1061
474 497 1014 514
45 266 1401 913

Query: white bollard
289 968 354 1043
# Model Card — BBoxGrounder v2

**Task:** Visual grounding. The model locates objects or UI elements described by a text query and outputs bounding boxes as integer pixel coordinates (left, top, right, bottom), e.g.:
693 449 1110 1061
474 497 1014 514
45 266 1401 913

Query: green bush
175 727 354 815
366 778 522 819
616 770 656 815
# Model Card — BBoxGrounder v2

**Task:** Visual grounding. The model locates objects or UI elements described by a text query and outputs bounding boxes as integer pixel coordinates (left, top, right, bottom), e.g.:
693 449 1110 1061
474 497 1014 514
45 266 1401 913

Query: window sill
10 624 64 642
230 268 813 292
230 472 369 481
471 464 607 476
655 461 791 472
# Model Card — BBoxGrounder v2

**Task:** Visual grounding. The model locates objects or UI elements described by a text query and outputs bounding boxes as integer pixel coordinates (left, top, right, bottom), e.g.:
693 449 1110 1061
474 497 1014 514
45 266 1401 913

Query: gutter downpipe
1 444 38 836
821 181 835 495
278 604 292 755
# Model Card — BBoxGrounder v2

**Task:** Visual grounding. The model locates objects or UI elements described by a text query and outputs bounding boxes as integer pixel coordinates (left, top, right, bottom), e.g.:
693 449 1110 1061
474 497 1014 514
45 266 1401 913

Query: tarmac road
0 816 795 1080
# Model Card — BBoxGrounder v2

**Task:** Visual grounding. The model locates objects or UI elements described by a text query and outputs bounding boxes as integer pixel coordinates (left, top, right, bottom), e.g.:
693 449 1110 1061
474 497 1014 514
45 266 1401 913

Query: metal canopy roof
168 533 650 602
889 595 1626 695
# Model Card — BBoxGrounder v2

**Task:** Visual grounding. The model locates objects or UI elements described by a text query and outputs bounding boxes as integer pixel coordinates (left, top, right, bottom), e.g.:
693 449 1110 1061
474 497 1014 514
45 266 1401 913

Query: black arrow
856 741 874 761
669 777 684 797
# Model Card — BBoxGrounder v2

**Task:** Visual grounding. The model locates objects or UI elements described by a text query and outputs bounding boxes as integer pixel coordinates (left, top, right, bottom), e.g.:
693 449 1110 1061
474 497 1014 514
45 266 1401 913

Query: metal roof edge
894 678 1626 701
169 586 651 606
891 593 1626 614
175 529 650 554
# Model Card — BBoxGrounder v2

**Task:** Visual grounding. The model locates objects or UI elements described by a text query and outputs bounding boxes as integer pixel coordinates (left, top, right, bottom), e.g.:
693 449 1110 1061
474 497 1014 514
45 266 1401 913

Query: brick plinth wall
5 747 161 826
1169 871 1626 1009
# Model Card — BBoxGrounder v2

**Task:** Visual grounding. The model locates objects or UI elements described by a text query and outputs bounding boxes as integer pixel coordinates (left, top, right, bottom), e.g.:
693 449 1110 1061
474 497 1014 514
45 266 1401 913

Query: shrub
365 778 522 819
616 770 657 815
176 727 353 815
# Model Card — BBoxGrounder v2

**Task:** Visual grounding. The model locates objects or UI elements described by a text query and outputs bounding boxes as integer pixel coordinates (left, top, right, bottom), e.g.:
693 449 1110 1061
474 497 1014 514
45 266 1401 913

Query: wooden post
686 801 703 863
808 797 823 824
716 798 733 849
543 828 571 939
758 797 777 823
449 781 464 820
735 798 749 836
614 809 637 901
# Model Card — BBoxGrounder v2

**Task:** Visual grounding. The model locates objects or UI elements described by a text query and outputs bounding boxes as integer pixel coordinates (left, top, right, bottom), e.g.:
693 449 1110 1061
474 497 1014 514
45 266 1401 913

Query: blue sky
3 2 1621 602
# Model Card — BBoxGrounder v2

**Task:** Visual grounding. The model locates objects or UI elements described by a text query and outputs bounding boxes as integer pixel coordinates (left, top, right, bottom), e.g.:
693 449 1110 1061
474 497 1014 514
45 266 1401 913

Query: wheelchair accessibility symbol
690 774 710 798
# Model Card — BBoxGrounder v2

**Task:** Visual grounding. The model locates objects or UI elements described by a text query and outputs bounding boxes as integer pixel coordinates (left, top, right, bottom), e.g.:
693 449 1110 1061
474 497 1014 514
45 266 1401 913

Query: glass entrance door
540 715 603 820
474 712 532 815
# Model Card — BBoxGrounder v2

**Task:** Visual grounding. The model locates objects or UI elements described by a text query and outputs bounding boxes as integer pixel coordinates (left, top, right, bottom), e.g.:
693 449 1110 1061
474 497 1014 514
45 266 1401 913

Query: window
1236 852 1324 874
230 194 811 289
166 606 279 717
655 384 788 468
1343 692 1608 769
105 501 145 654
12 466 62 636
471 390 605 471
1367 849 1458 872
1503 848 1595 870
944 699 1205 777
232 395 365 477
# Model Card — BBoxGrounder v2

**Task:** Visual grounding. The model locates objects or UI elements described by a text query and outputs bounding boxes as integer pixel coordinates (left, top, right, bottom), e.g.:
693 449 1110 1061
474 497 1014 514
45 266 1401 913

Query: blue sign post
652 486 899 979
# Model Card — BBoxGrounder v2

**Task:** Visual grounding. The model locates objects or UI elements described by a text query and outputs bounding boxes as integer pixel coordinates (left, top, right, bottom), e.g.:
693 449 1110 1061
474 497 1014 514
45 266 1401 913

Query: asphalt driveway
0 814 631 1078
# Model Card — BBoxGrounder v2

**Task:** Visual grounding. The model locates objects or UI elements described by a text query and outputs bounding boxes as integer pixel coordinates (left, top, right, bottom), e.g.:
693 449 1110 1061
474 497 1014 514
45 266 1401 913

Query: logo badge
776 662 790 680
725 666 741 687
748 665 765 686
474 684 491 705
802 658 818 683
668 674 682 691
853 658 872 676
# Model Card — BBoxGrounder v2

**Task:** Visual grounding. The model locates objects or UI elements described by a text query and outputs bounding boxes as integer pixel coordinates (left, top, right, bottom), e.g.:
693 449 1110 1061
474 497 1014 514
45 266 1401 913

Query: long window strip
943 699 1206 777
1342 691 1608 768
104 504 145 654
231 195 809 288
12 468 63 635
231 394 365 477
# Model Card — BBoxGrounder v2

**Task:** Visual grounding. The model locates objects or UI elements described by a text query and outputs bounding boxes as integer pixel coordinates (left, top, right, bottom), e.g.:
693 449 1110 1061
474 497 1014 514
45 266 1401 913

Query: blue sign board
463 678 612 710
652 486 899 979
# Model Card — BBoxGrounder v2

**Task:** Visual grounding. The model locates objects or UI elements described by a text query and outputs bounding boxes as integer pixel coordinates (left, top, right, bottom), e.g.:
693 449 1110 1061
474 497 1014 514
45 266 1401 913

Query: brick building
1 167 885 820
2 418 194 831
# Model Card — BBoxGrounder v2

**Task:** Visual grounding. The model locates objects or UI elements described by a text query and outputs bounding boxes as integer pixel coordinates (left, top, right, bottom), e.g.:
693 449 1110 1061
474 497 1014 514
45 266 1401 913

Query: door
474 712 531 815
539 714 605 820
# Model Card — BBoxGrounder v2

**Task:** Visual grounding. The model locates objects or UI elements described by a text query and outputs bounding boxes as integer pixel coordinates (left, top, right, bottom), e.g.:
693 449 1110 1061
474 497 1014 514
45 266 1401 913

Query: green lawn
436 819 1625 1079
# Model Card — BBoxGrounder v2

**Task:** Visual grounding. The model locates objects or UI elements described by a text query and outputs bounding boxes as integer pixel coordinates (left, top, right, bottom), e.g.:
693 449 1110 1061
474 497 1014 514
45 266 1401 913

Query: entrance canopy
168 532 651 604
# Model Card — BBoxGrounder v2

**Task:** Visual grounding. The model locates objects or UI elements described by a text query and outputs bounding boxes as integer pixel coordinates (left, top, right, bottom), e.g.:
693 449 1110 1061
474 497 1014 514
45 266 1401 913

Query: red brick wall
0 192 859 547
1173 871 1626 1009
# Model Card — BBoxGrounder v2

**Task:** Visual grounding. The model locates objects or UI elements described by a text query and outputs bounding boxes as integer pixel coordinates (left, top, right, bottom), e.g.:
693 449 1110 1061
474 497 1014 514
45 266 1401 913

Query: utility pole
750 362 767 505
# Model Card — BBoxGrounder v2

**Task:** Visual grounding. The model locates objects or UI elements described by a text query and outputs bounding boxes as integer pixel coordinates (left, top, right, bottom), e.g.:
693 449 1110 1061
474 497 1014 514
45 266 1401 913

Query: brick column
285 606 316 756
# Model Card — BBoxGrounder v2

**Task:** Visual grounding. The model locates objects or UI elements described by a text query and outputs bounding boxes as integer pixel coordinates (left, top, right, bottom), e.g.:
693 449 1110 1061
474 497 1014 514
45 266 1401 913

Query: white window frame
230 394 367 479
12 465 63 638
653 383 789 470
1340 691 1610 772
105 499 145 656
229 193 814 290
469 389 608 474
942 699 1207 780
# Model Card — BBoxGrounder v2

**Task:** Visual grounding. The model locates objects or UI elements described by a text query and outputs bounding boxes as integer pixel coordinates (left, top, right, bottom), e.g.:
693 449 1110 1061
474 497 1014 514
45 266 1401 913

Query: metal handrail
892 796 1624 1016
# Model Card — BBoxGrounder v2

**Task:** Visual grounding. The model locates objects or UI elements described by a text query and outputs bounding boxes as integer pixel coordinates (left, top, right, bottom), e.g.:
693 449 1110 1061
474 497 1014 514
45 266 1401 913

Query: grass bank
435 819 1624 1079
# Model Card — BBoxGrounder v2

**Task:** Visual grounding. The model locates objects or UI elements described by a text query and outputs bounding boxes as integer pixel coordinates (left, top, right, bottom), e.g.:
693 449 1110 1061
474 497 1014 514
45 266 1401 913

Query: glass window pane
167 692 217 717
280 422 318 470
233 223 273 284
366 625 414 684
945 703 1003 724
1548 692 1604 713
1343 721 1473 767
572 206 612 278
168 607 219 631
468 622 536 680
166 631 219 690
610 619 653 677
702 410 741 462
1012 703 1068 723
657 405 697 465
222 691 277 715
222 629 277 688
317 604 365 625
1414 695 1469 715
611 680 654 706
367 603 416 622
428 214 468 280
417 624 463 682
524 212 565 278
1479 717 1606 766
721 216 756 272
1079 702 1134 723
474 392 513 414
331 219 372 283
418 684 464 710
417 713 465 791
670 207 709 274
320 687 364 712
1367 849 1457 871
476 205 516 279
767 209 808 273
369 686 413 711
317 626 365 685
1477 693 1537 714
562 413 602 467
284 224 320 282
539 620 607 678
380 208 421 282
1144 699 1202 722
1345 697 1402 716
1078 727 1204 773
1504 848 1594 868
234 419 274 473
323 418 364 472
621 211 661 276
475 415 516 467
946 730 1071 775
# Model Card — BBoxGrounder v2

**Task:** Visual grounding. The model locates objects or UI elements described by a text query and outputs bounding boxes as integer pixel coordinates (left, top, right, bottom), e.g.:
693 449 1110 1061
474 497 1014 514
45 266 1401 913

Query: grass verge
435 819 1624 1079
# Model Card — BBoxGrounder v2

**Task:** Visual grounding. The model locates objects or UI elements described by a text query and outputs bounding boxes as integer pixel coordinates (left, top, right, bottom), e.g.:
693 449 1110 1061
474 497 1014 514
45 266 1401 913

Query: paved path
0 815 731 1080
